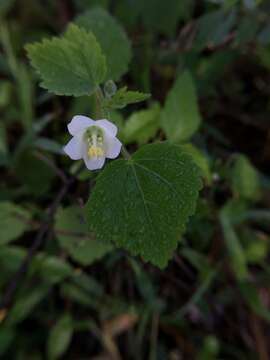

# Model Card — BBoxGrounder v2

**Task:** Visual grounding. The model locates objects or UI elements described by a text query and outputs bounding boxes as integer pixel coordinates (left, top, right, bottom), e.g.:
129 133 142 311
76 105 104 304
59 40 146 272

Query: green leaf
230 154 260 201
31 254 73 285
74 0 109 11
76 8 131 81
122 103 160 145
47 314 73 360
161 71 201 142
239 282 270 322
180 144 212 184
0 246 26 282
258 24 270 45
219 201 248 280
7 284 50 325
17 63 34 130
0 202 31 245
182 248 212 279
140 0 193 35
0 81 12 108
26 24 106 96
234 15 260 46
0 327 15 356
0 122 8 166
103 86 150 110
84 142 202 268
55 206 112 266
60 283 97 308
34 137 64 155
0 0 16 16
193 10 236 51
14 151 55 196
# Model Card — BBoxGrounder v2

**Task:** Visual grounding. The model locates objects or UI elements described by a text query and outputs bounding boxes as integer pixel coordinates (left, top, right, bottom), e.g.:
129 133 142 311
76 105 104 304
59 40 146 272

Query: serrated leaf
103 86 150 110
55 206 112 265
47 314 73 360
0 202 31 245
76 8 131 81
26 24 106 96
230 154 260 201
161 71 201 142
122 103 160 145
84 143 202 268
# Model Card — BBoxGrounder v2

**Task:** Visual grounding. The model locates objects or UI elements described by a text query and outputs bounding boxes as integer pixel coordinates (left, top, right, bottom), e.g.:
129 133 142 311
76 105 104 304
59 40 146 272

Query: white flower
63 115 122 170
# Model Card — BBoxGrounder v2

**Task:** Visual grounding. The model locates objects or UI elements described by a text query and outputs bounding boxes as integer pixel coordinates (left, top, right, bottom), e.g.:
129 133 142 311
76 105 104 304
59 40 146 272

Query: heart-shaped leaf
84 142 202 268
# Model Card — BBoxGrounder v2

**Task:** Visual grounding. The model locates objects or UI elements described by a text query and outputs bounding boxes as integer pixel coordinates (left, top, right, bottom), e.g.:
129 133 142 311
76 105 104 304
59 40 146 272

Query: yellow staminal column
85 126 105 160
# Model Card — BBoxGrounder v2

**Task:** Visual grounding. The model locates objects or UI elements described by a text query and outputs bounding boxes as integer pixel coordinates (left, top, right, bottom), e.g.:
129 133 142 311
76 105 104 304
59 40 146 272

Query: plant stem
121 144 131 160
94 87 131 160
94 86 105 119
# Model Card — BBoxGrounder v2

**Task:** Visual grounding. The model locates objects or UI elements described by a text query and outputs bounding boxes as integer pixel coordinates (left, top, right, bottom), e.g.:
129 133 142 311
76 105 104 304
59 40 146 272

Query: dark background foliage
0 0 270 359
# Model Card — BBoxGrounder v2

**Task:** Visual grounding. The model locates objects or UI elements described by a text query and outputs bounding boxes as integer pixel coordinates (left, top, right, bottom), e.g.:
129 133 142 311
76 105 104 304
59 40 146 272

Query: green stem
94 86 105 119
121 145 131 160
94 87 131 160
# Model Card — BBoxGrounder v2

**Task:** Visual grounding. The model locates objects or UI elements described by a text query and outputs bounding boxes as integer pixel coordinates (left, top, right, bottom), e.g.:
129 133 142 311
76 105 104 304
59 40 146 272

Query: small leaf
0 122 8 166
122 103 160 145
34 137 64 154
26 24 106 96
0 0 16 16
230 154 260 201
0 327 15 356
179 144 212 184
161 71 201 142
47 314 73 360
84 142 202 268
14 151 55 196
239 282 270 322
0 202 31 245
55 206 112 266
103 86 150 110
193 10 236 51
140 0 193 35
220 201 248 280
74 0 109 12
76 7 131 81
258 24 270 45
234 15 259 46
32 254 73 285
7 285 50 325
0 246 26 281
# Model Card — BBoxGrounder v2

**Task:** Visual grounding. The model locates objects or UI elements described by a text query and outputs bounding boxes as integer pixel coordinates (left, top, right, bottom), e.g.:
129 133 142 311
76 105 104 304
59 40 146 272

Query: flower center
84 126 105 159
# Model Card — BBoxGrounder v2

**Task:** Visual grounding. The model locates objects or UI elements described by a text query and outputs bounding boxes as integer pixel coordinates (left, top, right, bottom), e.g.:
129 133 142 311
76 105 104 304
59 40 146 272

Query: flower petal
83 155 106 170
96 119 118 137
63 136 83 160
105 135 122 159
67 115 94 136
